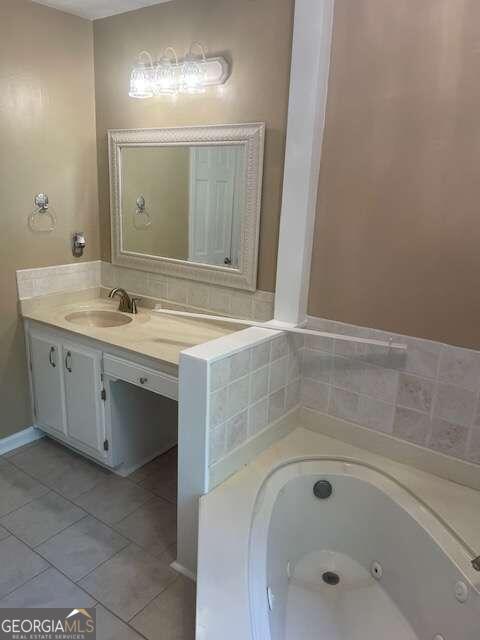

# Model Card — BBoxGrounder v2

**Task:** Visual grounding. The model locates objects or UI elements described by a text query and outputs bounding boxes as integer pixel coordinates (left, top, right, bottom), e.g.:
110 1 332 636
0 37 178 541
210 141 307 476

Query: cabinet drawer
103 355 178 401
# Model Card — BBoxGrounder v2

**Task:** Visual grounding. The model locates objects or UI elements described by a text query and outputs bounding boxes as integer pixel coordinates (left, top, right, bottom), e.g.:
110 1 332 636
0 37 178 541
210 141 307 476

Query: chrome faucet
108 288 140 314
472 556 480 571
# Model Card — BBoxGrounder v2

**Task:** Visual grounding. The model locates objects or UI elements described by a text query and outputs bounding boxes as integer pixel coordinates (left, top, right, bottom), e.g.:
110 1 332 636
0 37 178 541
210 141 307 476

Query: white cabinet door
29 331 66 436
62 343 106 461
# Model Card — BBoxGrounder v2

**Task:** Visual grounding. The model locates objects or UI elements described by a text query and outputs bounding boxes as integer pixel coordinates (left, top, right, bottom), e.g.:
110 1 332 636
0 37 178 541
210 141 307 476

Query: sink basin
65 310 133 328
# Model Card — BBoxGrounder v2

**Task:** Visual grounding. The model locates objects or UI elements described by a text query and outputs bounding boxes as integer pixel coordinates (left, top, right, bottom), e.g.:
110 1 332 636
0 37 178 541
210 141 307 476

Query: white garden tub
249 460 479 640
196 429 480 640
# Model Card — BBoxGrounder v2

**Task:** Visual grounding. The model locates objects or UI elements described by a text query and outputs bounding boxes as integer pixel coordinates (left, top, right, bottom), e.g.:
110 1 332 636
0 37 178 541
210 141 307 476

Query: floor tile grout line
1 448 186 640
5 439 114 496
3 455 109 509
93 604 151 640
0 563 52 603
126 569 180 626
74 542 179 629
0 477 102 533
71 475 139 502
4 438 177 507
32 513 91 551
19 478 172 559
0 490 49 521
73 541 136 585
111 498 177 545
0 537 108 618
127 574 181 626
1 507 88 551
0 462 171 561
75 536 177 586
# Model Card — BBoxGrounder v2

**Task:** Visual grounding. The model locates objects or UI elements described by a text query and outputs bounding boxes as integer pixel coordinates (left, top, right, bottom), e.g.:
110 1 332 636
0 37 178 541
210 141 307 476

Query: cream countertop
196 427 480 639
21 290 239 369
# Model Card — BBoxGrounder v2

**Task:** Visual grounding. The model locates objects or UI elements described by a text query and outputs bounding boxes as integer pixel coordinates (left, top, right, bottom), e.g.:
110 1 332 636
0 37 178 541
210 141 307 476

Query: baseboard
170 561 196 582
300 407 480 492
0 426 44 456
208 408 300 490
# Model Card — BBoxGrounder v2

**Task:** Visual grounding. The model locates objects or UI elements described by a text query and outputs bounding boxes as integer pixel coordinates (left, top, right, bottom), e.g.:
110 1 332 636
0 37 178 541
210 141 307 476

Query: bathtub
196 429 480 640
249 459 479 640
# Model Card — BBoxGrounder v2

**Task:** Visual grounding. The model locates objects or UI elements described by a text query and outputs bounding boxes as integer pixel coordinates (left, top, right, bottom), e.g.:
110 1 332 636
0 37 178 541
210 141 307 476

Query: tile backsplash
16 260 275 322
19 261 478 468
101 263 274 322
16 262 101 299
208 333 304 465
301 316 480 466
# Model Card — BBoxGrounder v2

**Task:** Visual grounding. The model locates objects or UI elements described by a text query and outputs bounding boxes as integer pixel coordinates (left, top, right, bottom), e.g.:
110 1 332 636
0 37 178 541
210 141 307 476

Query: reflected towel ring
28 193 57 233
134 195 151 229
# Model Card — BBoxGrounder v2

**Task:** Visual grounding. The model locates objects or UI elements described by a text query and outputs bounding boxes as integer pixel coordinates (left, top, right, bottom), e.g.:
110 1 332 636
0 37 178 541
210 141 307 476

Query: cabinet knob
139 377 148 385
65 351 72 373
49 347 56 368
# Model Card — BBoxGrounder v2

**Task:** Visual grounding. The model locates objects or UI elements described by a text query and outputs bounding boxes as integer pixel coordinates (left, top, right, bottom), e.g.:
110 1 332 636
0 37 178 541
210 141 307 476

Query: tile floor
0 437 195 640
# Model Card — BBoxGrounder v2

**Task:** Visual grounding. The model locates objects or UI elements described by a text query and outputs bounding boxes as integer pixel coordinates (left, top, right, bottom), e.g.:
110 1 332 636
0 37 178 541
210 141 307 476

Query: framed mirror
108 123 265 291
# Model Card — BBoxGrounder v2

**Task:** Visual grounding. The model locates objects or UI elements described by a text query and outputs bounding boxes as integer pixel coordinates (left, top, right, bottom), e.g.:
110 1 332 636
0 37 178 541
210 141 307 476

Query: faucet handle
131 297 142 314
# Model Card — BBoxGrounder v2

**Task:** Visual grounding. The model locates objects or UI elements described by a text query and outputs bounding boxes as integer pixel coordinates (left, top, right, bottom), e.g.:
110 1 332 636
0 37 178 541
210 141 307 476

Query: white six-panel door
189 146 239 266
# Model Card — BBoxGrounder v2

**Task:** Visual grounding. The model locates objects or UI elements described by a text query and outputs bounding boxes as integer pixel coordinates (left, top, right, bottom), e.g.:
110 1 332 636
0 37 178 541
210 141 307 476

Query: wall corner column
274 0 335 325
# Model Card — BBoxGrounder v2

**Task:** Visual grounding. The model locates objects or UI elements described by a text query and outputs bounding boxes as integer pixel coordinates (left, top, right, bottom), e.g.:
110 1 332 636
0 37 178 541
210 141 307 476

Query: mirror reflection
121 145 246 268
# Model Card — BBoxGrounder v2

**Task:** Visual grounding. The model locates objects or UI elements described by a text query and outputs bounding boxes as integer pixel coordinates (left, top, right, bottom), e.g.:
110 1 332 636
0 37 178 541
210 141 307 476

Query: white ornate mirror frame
108 123 265 291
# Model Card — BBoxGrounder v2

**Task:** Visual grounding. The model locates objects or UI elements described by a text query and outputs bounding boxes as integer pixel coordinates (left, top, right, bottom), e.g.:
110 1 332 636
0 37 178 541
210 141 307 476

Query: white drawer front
104 355 178 401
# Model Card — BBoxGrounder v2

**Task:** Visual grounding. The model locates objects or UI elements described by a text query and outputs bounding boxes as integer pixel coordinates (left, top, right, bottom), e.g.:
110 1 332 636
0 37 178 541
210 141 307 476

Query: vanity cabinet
29 330 67 438
26 321 179 475
29 328 107 464
62 343 106 460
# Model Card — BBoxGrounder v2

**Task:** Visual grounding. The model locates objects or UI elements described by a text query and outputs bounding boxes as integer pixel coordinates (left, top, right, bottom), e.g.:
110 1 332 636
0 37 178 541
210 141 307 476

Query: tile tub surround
177 327 302 576
208 332 304 467
300 316 480 467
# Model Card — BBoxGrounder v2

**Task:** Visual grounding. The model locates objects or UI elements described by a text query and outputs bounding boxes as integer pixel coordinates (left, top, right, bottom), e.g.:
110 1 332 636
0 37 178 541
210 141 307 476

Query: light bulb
129 52 155 99
154 60 177 95
180 43 207 94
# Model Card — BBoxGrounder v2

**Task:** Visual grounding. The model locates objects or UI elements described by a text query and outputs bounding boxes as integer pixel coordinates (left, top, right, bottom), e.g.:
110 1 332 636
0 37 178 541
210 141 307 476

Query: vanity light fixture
129 50 155 99
179 42 207 94
128 43 229 99
154 47 178 95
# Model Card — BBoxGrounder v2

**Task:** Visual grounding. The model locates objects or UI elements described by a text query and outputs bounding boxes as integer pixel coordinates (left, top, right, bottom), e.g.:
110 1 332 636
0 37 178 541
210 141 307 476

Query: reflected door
189 147 241 267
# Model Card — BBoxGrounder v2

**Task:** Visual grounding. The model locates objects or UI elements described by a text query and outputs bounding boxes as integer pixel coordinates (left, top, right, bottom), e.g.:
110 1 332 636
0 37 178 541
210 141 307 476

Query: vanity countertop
21 291 239 369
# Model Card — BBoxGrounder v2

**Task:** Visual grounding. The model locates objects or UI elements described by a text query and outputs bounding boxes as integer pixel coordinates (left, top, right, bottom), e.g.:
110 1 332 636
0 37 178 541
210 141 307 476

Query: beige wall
309 0 480 349
0 0 99 437
122 147 189 259
93 0 294 292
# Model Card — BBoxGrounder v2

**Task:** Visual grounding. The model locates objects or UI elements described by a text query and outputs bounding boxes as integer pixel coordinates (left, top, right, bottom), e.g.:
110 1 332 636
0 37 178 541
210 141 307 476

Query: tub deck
196 426 480 640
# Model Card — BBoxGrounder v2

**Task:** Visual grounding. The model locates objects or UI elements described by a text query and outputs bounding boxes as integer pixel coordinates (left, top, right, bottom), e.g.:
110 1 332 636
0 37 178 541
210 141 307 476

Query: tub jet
313 480 333 499
322 571 340 586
